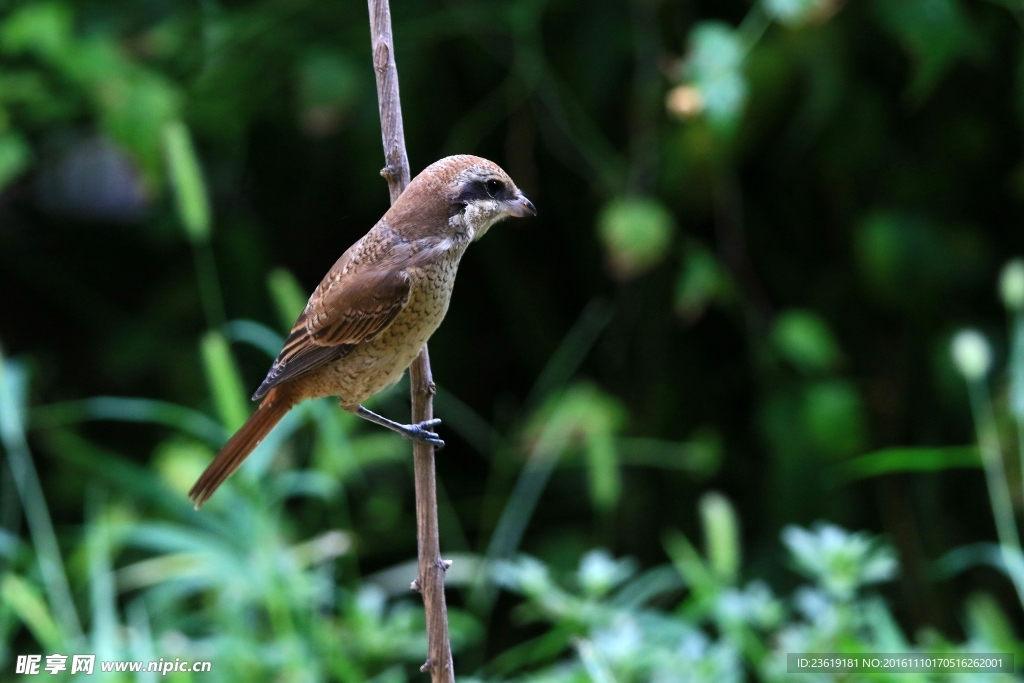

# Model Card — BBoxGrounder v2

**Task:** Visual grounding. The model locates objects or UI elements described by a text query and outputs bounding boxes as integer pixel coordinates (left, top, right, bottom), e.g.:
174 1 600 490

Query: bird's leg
355 405 445 449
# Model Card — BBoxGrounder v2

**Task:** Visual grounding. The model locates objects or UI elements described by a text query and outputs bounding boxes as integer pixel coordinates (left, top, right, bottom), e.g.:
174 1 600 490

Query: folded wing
253 267 412 399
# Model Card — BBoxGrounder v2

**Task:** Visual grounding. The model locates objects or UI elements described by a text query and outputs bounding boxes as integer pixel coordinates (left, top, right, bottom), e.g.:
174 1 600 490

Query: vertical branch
368 0 410 202
409 347 454 681
367 2 455 682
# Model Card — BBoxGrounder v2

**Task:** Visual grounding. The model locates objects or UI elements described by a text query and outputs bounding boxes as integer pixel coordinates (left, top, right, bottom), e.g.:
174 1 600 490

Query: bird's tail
189 385 297 509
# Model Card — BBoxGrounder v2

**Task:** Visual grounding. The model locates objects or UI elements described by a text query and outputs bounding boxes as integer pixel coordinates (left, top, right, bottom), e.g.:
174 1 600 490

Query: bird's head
398 155 535 242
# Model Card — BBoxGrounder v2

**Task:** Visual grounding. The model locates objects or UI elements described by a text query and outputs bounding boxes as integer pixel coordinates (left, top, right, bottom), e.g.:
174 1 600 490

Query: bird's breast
306 245 466 408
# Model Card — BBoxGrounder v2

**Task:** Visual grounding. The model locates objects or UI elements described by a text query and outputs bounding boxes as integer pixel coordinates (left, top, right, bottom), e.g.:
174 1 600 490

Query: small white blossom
950 329 992 381
1001 259 1024 311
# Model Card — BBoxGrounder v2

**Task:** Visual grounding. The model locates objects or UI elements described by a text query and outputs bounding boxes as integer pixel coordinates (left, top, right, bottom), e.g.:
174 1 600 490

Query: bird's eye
485 179 504 197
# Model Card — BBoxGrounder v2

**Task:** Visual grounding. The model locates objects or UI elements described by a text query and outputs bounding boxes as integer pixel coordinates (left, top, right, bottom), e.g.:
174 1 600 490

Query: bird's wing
253 267 412 399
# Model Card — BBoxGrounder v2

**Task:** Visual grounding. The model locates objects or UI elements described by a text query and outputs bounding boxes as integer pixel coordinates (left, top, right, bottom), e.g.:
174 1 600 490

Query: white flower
1000 259 1024 311
782 523 897 600
950 329 992 381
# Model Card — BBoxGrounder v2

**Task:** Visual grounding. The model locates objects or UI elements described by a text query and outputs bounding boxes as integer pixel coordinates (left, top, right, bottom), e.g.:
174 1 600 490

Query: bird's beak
507 192 537 218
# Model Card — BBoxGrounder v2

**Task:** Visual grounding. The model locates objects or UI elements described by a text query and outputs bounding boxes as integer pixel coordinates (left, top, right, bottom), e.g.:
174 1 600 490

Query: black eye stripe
454 178 514 205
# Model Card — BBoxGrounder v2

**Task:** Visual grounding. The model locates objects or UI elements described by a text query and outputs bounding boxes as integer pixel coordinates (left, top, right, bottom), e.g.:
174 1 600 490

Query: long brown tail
189 385 297 508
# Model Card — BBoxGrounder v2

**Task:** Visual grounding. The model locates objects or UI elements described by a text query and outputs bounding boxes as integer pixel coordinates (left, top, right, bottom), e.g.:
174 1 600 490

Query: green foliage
0 2 180 184
199 331 250 433
762 0 830 28
596 197 674 281
0 132 31 191
699 492 740 584
684 22 748 131
297 50 361 138
268 268 310 332
163 121 212 244
770 310 841 374
673 244 733 321
855 213 985 308
1 574 62 652
800 380 864 458
782 523 897 601
3 0 1024 678
486 513 1013 683
873 0 978 102
838 446 981 481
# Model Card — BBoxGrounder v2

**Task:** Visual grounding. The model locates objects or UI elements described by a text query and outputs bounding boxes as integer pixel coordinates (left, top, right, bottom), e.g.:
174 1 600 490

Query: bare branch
367 2 455 681
368 0 410 203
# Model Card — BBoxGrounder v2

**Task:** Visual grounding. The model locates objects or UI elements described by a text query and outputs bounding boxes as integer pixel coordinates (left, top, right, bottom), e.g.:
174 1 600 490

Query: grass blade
86 491 120 662
162 120 210 244
224 319 285 359
267 268 308 332
526 298 613 408
200 331 250 432
0 354 83 640
30 397 227 448
836 446 981 482
0 573 63 651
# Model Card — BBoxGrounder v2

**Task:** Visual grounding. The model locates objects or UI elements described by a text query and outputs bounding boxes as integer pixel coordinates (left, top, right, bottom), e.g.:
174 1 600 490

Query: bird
188 155 536 508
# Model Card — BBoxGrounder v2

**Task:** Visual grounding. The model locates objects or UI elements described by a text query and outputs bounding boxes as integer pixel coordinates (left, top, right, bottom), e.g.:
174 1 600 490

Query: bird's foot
399 418 444 449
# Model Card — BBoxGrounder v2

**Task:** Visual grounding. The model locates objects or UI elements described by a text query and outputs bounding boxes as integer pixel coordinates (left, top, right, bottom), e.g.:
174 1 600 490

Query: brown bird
189 155 535 508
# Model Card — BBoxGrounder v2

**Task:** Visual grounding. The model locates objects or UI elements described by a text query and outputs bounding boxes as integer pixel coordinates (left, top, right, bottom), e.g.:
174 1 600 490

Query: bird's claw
403 419 445 450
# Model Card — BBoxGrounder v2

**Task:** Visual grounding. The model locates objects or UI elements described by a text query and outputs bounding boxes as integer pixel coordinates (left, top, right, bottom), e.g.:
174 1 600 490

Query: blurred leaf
614 434 721 475
685 22 748 131
38 429 199 518
964 592 1019 654
0 2 72 60
861 597 909 651
434 385 506 459
152 438 215 498
0 131 32 190
309 398 362 482
0 355 82 640
674 245 732 321
800 380 865 458
837 445 980 481
199 331 250 432
99 67 179 184
527 299 614 409
0 573 63 651
664 531 718 601
763 0 832 27
31 396 227 448
873 0 976 102
575 638 617 683
855 212 988 307
585 429 619 512
530 383 626 511
597 197 675 281
267 268 309 332
1009 314 1024 420
224 319 285 359
486 383 626 572
85 498 119 662
611 565 685 609
297 49 360 138
770 310 841 373
699 492 740 584
477 624 577 677
163 120 211 243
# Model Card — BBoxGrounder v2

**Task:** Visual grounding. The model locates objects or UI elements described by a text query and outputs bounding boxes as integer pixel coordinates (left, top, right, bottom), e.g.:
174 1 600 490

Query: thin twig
367 2 455 681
